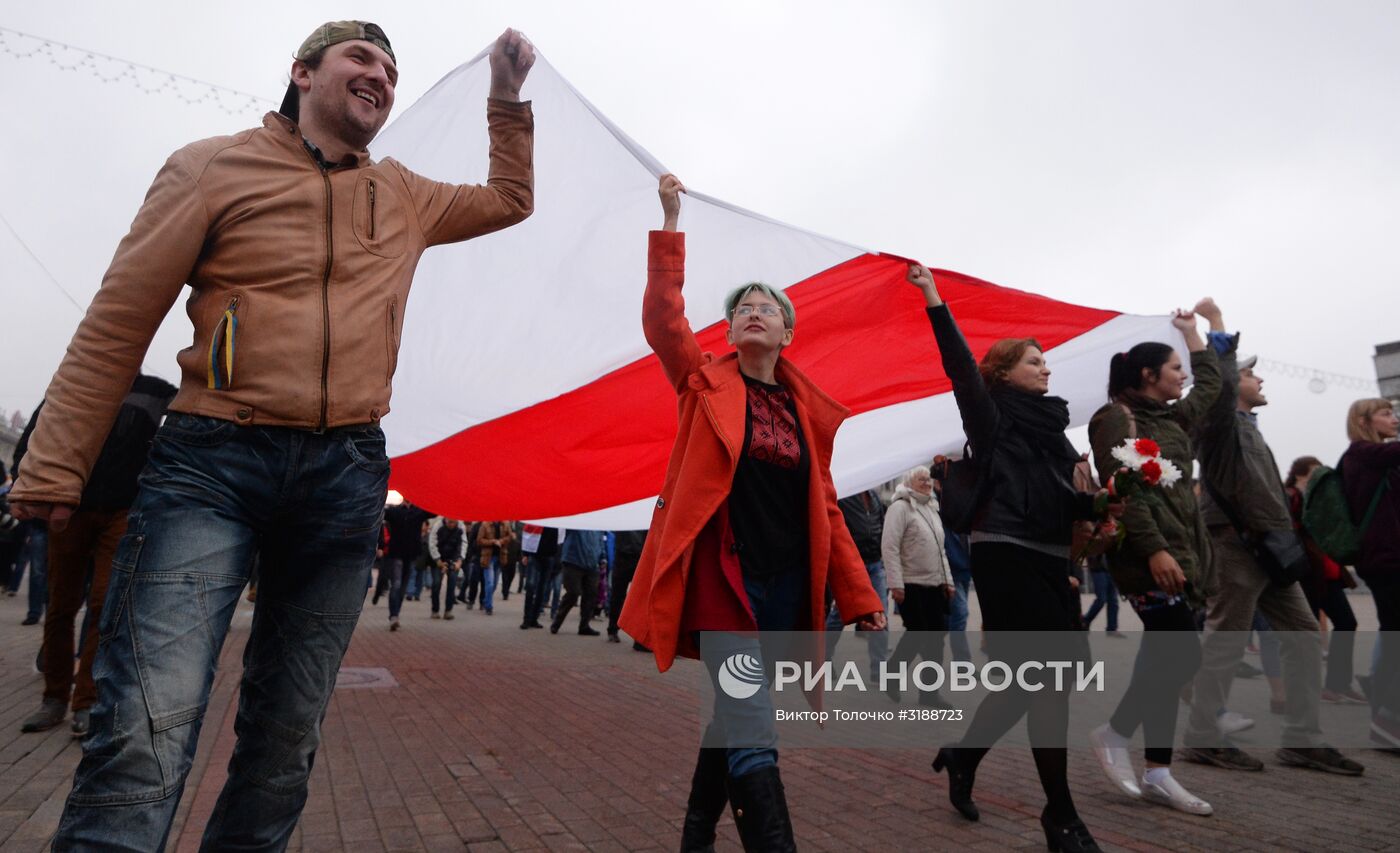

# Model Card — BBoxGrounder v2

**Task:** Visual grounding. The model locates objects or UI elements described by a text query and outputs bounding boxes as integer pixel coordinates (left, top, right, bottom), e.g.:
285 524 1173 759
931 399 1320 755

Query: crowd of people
0 16 1395 853
360 512 650 646
611 171 1397 853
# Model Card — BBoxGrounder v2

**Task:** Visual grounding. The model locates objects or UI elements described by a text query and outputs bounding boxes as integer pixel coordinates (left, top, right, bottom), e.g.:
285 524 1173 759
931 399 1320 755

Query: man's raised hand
489 29 535 101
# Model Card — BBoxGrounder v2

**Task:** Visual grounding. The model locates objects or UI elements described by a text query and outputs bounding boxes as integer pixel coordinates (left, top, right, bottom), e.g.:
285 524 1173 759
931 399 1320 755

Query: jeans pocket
159 414 239 447
99 534 144 641
341 428 390 474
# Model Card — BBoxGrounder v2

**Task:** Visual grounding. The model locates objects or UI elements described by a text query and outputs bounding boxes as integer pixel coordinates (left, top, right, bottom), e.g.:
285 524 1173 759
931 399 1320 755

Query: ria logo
717 653 766 699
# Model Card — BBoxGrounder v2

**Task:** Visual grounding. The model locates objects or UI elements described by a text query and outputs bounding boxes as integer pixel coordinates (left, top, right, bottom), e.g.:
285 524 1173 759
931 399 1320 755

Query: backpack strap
1359 476 1391 531
1326 456 1392 531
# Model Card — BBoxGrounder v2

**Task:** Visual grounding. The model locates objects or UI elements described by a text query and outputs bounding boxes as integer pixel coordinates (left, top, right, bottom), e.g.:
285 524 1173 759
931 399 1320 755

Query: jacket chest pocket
353 174 409 259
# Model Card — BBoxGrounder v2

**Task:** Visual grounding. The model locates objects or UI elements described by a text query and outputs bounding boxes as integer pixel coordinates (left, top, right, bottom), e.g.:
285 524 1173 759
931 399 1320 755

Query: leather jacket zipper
368 179 377 240
300 149 332 433
318 170 332 432
297 140 335 432
386 297 398 386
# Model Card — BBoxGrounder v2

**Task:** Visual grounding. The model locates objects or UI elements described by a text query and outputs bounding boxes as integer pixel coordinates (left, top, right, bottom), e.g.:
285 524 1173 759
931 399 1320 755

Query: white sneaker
1216 711 1255 735
1140 772 1213 816
1089 724 1141 798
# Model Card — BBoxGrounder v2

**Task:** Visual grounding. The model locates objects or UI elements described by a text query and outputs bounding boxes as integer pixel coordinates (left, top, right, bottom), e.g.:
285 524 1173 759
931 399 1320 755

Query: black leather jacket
928 306 1093 545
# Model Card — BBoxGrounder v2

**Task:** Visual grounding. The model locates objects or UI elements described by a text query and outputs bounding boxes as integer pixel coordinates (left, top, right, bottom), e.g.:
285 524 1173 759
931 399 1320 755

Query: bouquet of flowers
1076 438 1183 559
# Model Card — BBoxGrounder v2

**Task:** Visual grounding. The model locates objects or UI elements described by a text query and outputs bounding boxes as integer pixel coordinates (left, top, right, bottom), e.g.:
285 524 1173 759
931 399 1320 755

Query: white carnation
1110 440 1146 470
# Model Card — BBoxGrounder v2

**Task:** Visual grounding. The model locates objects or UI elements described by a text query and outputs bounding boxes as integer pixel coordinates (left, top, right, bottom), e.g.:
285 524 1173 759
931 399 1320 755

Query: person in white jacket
883 466 954 706
427 516 468 619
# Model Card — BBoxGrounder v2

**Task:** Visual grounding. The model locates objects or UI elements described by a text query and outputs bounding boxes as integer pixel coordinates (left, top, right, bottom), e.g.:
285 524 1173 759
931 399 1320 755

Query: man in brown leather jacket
10 21 535 849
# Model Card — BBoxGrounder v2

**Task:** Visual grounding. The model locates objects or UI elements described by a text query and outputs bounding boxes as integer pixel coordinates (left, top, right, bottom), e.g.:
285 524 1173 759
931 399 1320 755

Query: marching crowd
360 512 648 643
0 16 1396 853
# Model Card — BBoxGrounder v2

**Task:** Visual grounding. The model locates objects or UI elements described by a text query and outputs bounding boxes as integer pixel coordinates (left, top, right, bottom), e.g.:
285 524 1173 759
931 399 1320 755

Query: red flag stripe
389 254 1116 520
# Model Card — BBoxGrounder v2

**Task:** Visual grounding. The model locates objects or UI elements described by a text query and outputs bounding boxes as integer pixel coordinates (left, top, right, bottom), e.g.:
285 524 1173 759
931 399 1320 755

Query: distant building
1377 341 1400 403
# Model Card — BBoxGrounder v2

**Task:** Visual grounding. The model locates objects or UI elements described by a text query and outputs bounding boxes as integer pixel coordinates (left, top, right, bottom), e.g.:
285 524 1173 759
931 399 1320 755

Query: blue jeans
701 569 806 778
948 571 972 662
480 558 499 612
12 522 49 620
825 559 888 671
1083 569 1119 632
524 555 559 624
405 559 425 599
430 564 459 614
384 557 407 620
53 414 389 851
548 568 563 617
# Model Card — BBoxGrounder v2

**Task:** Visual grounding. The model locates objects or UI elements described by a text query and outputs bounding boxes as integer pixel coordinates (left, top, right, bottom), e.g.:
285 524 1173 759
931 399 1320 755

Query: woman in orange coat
619 175 885 853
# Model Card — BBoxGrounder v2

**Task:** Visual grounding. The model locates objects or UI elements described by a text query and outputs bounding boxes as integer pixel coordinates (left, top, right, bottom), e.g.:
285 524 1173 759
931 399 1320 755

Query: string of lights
0 26 273 115
1255 357 1377 394
0 27 1386 401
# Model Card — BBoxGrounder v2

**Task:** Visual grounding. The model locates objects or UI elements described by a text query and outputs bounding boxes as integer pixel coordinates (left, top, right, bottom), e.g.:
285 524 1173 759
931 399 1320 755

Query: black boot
1040 807 1101 853
679 748 728 853
931 746 980 821
725 766 796 853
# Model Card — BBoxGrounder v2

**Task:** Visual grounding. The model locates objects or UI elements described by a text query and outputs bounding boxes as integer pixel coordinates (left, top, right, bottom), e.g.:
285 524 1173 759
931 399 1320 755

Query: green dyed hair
723 282 796 329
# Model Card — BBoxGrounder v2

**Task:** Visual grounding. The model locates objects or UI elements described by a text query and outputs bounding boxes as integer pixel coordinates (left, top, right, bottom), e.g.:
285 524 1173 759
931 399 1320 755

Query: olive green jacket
1088 349 1222 605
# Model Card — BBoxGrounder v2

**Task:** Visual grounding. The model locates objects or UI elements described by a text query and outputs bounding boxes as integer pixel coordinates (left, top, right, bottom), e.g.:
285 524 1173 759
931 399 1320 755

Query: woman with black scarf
907 264 1106 853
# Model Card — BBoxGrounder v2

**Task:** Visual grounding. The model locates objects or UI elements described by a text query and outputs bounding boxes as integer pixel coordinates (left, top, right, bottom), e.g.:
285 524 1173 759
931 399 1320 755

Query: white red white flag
373 48 1177 529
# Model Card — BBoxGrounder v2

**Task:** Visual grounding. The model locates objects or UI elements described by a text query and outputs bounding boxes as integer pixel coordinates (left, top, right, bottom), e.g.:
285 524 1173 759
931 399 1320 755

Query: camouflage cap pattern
296 21 395 65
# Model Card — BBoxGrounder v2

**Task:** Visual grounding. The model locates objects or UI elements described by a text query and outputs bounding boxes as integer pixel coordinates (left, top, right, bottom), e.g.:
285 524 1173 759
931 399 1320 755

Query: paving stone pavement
0 579 1395 851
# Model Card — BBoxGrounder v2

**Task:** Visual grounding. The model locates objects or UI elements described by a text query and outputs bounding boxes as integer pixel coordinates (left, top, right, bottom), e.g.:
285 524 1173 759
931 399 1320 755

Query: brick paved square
0 579 1395 850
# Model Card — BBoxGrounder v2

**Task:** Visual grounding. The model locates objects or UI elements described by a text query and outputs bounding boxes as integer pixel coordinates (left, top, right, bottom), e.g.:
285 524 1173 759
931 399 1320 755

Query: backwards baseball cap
296 21 395 65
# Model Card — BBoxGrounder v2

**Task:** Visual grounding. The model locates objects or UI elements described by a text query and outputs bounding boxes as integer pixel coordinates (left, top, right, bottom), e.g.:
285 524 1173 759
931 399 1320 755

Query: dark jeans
1306 578 1359 692
1109 599 1202 765
374 560 391 598
1083 569 1120 631
430 564 459 614
500 560 517 599
552 563 599 631
53 414 388 851
405 558 427 599
12 522 49 620
0 536 22 591
607 550 642 636
524 555 559 625
462 561 482 604
382 557 407 619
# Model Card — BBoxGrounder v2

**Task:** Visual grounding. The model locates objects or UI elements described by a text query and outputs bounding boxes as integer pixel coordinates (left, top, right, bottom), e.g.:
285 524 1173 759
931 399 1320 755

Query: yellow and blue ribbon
206 307 237 389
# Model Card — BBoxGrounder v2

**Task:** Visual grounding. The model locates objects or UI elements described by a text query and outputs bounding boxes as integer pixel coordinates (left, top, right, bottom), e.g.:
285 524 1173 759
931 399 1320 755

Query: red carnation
1134 438 1161 457
1141 459 1163 485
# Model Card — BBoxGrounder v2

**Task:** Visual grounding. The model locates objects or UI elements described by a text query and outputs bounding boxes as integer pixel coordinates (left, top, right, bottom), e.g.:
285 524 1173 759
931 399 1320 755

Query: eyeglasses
733 304 783 319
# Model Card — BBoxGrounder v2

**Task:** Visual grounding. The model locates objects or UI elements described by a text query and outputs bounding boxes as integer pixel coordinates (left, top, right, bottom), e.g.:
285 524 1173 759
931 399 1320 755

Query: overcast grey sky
1 1 1395 472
